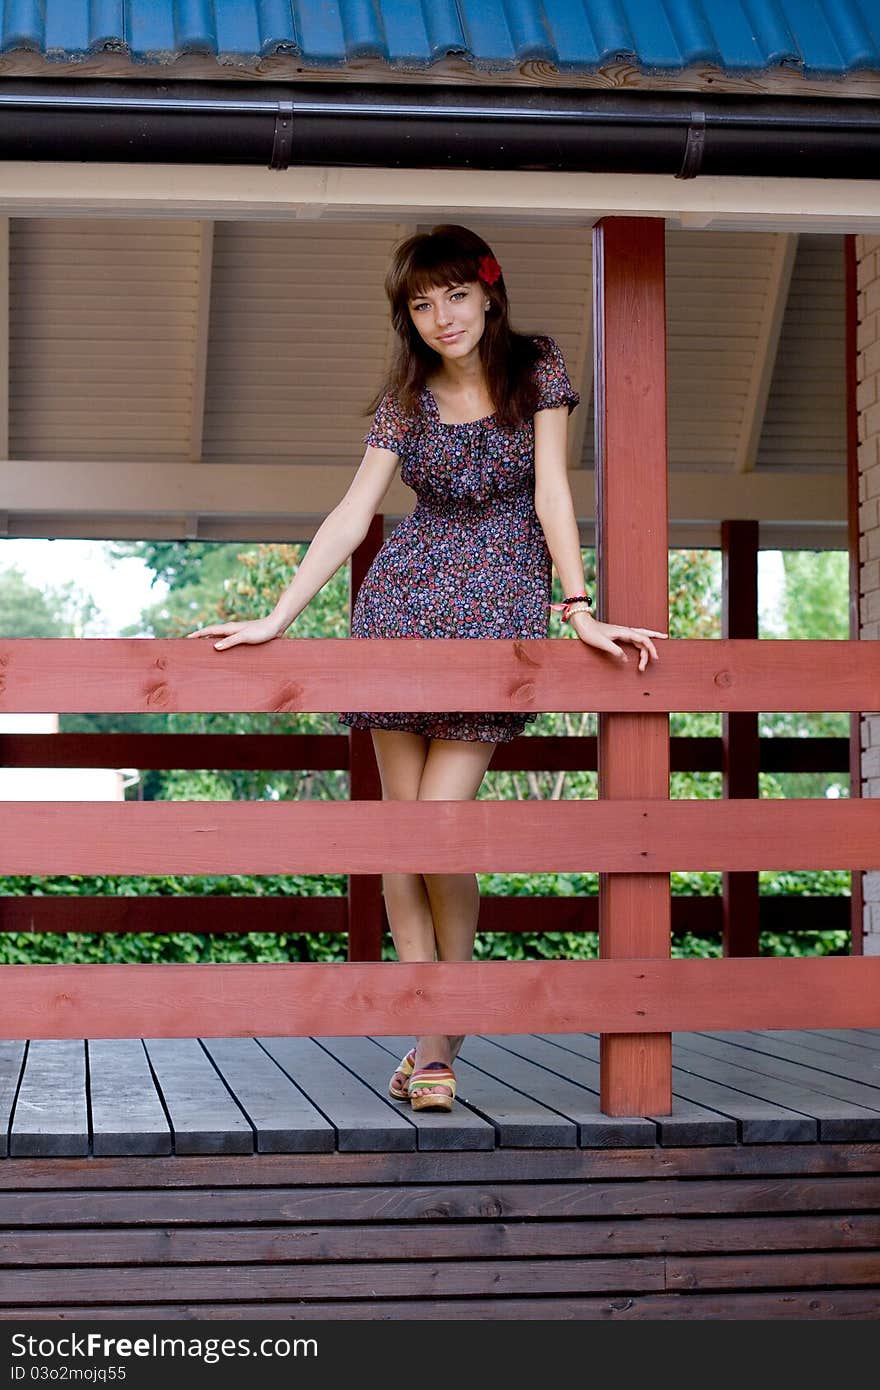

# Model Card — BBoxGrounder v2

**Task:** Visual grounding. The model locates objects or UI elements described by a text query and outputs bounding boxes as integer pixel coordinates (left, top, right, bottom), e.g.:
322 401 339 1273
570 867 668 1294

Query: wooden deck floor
3 1029 880 1157
3 1033 880 1319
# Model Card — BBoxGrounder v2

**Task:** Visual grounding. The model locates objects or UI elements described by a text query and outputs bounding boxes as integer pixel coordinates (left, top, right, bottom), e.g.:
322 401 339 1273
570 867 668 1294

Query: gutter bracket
676 111 706 179
270 100 294 170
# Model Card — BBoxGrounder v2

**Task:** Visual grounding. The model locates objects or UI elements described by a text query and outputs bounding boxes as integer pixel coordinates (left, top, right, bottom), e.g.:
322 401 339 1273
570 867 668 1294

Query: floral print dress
338 334 580 743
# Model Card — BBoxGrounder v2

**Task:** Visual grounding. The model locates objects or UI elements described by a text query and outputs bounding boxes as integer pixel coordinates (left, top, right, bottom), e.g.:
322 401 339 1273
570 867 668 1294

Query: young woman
188 224 665 1113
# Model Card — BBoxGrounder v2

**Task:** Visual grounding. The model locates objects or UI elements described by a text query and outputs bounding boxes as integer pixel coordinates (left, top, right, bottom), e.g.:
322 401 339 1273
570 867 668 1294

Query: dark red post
593 217 672 1116
347 514 385 961
845 234 864 955
721 519 761 957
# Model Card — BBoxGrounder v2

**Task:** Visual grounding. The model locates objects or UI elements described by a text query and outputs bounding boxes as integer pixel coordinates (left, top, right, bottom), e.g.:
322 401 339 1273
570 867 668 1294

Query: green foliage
0 564 98 638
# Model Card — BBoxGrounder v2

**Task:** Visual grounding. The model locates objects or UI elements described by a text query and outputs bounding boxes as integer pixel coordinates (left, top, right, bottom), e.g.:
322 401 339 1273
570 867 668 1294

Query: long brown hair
367 224 546 433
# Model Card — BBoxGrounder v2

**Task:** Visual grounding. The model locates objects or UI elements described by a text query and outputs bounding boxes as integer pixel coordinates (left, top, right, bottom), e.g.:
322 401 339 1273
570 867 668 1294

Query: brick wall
857 235 880 954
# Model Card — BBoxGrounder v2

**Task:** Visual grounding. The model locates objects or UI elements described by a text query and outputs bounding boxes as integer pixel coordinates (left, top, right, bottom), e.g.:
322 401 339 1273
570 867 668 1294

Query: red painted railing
0 218 871 1118
0 634 878 1119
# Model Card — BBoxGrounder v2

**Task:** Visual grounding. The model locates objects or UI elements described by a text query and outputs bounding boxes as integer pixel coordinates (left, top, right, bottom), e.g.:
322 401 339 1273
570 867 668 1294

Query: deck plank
535 1033 760 1145
88 1041 171 1157
4 1032 880 1157
528 1034 739 1139
686 1033 880 1139
143 1039 253 1156
10 1248 880 1305
376 1034 577 1148
4 1291 880 1320
757 1031 880 1078
0 1042 26 1159
541 1034 816 1142
813 1030 880 1053
200 1039 334 1154
5 1213 879 1265
474 1035 659 1146
720 1032 880 1092
2 1176 878 1227
10 1041 89 1158
670 1035 880 1142
320 1037 493 1151
259 1037 416 1153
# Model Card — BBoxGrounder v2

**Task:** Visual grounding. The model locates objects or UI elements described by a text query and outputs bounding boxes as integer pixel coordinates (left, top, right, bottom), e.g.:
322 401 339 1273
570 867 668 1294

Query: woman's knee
418 738 497 802
370 729 429 801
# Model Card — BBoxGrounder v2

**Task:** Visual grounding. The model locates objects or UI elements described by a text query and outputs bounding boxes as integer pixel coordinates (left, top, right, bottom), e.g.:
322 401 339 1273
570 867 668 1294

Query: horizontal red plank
0 638 876 713
1 800 878 874
0 732 851 773
0 895 849 936
1 957 878 1040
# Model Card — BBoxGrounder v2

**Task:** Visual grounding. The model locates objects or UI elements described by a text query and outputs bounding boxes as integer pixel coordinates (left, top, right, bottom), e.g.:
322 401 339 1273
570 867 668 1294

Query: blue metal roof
3 1 879 79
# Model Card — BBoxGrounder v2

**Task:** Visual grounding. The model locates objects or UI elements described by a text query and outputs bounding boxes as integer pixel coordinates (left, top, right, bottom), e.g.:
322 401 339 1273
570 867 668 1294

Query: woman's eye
414 291 466 311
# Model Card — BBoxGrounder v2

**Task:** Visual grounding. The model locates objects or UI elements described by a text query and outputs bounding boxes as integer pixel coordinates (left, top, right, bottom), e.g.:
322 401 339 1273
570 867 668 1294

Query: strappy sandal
408 1062 457 1113
388 1048 417 1101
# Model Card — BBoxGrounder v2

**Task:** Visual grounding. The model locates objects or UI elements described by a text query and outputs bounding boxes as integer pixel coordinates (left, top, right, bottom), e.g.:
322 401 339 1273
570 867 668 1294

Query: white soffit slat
756 234 846 472
9 218 201 462
665 230 785 472
202 222 403 462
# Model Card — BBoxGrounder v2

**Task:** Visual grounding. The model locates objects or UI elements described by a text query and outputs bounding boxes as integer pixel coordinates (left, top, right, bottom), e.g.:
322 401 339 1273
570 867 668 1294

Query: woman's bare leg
369 728 433 1096
415 737 497 1094
369 728 496 1100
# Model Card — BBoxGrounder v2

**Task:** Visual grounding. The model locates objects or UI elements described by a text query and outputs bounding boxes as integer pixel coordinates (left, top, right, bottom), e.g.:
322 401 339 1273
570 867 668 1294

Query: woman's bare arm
533 407 666 670
533 406 590 598
188 444 400 646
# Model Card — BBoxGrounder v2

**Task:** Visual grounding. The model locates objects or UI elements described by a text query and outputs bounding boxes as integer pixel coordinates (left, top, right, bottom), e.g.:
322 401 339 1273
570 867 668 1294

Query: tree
0 564 97 637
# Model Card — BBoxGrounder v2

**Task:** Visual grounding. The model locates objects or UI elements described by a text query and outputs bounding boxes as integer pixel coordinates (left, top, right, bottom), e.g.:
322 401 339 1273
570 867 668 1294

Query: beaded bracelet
560 600 593 622
548 592 593 623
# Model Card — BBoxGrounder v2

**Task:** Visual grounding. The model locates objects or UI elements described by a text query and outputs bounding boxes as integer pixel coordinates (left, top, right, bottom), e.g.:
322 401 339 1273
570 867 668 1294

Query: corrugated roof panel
1 1 877 76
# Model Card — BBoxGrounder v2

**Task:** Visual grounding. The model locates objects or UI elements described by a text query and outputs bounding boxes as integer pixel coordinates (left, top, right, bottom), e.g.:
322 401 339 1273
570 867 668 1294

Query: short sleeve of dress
363 390 412 453
533 335 580 415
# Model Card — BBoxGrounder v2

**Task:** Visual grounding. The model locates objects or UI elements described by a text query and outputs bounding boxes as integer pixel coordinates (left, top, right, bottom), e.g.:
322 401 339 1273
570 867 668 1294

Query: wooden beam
594 216 671 1116
721 520 761 957
0 164 878 234
0 459 846 532
188 220 214 463
0 217 8 461
735 234 798 473
3 51 880 101
568 239 593 469
846 234 865 957
0 732 852 773
2 957 879 1041
2 800 880 876
0 894 850 937
347 514 385 962
0 637 876 714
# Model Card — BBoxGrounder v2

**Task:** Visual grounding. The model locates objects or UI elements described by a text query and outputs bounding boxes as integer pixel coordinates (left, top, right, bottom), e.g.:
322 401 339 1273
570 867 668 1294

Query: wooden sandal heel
408 1062 457 1113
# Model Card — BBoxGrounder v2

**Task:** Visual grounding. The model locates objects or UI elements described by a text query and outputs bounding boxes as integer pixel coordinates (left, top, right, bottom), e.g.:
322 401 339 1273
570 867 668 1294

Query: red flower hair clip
477 254 502 286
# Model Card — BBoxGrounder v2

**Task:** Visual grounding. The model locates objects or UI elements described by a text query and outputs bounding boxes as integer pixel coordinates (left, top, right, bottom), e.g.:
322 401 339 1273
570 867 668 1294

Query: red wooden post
593 217 672 1115
721 519 761 956
845 234 864 955
347 514 385 961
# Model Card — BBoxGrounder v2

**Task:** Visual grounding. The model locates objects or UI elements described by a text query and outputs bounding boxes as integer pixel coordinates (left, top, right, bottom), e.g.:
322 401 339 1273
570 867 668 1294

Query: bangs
403 251 476 303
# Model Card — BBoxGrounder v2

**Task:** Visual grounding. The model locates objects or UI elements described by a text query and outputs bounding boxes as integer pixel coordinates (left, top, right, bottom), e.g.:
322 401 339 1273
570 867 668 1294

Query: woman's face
407 279 488 361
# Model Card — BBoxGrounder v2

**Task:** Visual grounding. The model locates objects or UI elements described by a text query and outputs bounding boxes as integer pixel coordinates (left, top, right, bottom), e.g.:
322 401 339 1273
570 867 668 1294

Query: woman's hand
186 615 284 650
568 610 666 672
